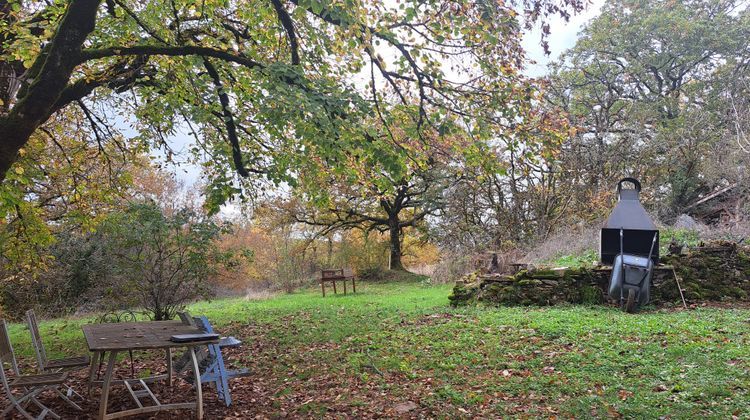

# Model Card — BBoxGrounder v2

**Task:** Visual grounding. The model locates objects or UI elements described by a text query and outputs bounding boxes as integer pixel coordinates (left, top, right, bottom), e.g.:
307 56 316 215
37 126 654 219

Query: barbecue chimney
600 178 660 265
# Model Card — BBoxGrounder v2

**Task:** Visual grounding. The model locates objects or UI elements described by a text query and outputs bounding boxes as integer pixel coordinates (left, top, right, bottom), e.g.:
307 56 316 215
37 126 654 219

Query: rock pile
449 241 750 307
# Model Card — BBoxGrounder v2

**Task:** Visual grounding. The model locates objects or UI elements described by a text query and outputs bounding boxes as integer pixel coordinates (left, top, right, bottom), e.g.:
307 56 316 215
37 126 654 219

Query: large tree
547 0 750 218
0 0 582 205
292 160 454 271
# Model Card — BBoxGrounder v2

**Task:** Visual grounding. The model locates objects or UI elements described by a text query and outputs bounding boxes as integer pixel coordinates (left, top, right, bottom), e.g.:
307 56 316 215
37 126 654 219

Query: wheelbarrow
608 229 658 313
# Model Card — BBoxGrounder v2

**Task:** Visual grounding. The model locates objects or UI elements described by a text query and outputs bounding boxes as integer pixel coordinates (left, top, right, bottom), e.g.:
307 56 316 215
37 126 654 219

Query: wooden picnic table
82 320 219 420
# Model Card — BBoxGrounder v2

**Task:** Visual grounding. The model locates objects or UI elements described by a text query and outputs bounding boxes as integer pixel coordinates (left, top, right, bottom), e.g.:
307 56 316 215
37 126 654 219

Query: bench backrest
26 309 48 369
321 269 344 279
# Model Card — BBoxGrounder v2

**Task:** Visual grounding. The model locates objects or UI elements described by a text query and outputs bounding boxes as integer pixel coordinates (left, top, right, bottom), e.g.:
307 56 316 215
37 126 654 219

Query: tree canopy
0 0 582 206
547 0 750 219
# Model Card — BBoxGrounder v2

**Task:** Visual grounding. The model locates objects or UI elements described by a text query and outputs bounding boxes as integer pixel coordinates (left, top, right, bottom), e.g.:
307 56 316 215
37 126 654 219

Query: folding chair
174 312 249 406
26 310 88 410
0 319 68 420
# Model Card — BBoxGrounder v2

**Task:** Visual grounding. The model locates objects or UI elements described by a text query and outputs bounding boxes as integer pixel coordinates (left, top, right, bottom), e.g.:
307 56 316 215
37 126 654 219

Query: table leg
333 279 337 294
352 278 356 293
321 280 325 297
189 346 204 419
88 351 101 397
98 350 118 420
343 278 347 295
166 348 173 386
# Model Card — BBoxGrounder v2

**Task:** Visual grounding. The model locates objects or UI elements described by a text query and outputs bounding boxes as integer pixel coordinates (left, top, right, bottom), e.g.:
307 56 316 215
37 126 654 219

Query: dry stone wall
449 241 750 307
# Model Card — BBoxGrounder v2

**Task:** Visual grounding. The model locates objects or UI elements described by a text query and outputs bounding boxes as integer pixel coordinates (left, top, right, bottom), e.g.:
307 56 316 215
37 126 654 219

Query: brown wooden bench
320 269 356 297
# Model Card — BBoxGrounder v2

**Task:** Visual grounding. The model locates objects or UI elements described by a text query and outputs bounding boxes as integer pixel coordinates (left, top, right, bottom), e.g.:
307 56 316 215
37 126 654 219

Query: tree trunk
326 236 333 266
0 0 102 182
388 215 405 271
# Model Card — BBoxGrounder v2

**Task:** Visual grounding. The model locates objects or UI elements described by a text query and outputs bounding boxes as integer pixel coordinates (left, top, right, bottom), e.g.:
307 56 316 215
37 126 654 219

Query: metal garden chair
92 310 141 381
1 319 69 420
25 310 88 410
175 311 248 406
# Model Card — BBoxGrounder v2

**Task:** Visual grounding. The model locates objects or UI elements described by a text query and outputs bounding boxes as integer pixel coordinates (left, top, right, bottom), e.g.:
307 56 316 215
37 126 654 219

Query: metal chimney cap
617 177 641 201
604 177 656 230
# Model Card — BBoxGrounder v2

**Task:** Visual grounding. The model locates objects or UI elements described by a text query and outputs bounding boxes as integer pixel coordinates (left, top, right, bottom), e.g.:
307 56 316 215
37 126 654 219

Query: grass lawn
6 274 750 418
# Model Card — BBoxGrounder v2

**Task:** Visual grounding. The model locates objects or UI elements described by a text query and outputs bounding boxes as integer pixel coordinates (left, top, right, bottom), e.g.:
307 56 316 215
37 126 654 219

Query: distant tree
292 165 452 271
547 0 750 218
432 100 574 252
102 202 234 320
285 116 484 271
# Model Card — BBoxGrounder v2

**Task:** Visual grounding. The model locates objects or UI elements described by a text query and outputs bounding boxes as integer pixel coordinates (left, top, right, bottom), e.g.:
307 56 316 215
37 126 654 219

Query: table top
82 320 219 351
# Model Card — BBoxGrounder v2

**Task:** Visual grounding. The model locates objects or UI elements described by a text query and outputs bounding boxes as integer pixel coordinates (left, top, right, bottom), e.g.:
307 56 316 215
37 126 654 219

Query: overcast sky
160 0 606 194
522 0 605 77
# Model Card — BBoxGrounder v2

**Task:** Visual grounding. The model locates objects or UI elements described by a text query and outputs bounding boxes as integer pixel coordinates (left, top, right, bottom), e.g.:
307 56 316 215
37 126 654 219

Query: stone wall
449 241 750 307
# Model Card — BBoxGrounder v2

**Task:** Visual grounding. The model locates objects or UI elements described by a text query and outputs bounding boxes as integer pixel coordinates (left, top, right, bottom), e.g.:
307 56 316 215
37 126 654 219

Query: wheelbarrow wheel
624 288 637 313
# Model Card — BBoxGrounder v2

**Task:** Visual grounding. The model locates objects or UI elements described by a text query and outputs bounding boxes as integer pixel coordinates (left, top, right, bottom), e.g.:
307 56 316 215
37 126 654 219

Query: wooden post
332 279 337 294
352 277 356 293
343 278 347 295
671 267 688 309
321 280 326 297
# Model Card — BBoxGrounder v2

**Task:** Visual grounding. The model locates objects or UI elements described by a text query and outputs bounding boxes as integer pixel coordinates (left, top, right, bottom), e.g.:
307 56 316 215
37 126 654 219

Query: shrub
430 254 472 284
100 202 235 320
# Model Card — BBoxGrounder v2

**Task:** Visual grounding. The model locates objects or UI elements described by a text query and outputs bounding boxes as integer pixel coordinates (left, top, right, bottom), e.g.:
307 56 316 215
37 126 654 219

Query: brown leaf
394 401 419 414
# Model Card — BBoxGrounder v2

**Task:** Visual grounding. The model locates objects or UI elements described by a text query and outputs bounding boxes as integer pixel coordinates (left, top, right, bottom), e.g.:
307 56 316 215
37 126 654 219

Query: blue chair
175 313 249 406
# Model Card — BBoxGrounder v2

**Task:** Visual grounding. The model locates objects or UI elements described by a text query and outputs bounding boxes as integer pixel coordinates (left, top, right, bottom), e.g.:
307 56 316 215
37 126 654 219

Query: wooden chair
1 319 69 420
320 268 356 297
175 312 249 406
25 310 88 411
26 310 90 372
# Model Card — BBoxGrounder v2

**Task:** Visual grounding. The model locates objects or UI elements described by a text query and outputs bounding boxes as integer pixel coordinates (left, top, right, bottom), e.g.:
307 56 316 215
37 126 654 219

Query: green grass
546 248 600 268
7 274 750 417
542 227 704 269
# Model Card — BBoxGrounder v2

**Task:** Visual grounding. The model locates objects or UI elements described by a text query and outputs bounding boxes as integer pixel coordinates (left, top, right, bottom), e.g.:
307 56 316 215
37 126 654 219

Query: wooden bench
320 269 356 297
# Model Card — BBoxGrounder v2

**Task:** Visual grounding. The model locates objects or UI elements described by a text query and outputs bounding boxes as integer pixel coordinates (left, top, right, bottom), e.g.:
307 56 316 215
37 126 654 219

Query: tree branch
81 45 263 70
0 0 102 182
270 0 300 65
203 58 259 178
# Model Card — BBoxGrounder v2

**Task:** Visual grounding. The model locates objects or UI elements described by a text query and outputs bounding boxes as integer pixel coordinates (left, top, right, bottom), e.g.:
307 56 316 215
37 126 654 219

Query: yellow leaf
14 166 24 175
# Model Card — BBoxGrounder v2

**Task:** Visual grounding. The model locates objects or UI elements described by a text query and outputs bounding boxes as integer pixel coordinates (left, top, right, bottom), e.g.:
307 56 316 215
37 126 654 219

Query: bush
356 265 386 281
430 254 472 284
0 232 113 319
100 202 235 320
